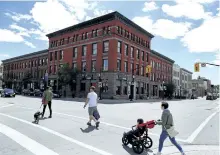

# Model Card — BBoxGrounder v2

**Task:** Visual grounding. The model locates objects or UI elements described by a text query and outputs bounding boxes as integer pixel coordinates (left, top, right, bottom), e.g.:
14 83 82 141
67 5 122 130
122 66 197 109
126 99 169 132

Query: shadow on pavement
122 145 153 155
80 126 96 133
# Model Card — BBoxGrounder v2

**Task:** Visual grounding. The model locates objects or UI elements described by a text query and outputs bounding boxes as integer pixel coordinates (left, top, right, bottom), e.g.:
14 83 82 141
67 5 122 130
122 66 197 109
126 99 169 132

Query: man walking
42 86 53 118
156 102 185 155
83 86 100 128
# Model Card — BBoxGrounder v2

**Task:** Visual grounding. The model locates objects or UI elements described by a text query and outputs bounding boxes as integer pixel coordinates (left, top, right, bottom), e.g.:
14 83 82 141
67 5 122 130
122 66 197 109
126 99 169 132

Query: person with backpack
42 86 53 118
156 102 185 155
83 86 100 128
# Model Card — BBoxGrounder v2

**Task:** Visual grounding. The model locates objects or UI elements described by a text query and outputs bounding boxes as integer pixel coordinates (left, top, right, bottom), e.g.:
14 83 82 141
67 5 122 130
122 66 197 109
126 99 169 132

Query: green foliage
164 82 176 97
58 63 79 88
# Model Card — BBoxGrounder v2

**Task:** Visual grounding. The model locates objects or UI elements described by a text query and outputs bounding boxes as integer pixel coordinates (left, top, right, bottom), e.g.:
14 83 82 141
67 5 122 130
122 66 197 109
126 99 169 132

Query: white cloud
133 16 191 39
175 0 215 4
153 19 191 39
93 9 114 17
24 41 36 48
5 12 32 22
162 2 212 20
142 1 159 12
0 29 36 48
181 16 220 53
0 29 24 42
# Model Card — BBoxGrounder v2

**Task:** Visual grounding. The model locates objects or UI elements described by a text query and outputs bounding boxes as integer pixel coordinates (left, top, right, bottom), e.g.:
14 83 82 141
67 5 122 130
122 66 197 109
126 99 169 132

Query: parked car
1 88 16 97
34 89 44 97
53 91 62 98
22 89 29 96
206 93 215 100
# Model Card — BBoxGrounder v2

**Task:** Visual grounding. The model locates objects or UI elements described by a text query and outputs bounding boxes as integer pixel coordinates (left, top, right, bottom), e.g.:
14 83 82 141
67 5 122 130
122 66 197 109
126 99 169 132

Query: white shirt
87 92 98 107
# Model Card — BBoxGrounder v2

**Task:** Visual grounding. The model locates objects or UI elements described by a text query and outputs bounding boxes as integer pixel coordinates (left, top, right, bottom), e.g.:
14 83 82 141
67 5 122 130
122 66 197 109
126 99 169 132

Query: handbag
164 115 179 138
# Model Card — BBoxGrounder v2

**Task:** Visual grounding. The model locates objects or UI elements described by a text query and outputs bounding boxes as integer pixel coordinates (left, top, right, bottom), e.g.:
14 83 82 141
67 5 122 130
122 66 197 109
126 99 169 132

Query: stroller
122 120 156 154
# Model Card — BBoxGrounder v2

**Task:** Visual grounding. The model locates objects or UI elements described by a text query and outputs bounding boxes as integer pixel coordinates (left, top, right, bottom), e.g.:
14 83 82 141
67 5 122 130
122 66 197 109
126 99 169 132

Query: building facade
172 64 181 96
2 50 48 91
149 50 174 98
46 11 154 99
180 68 192 97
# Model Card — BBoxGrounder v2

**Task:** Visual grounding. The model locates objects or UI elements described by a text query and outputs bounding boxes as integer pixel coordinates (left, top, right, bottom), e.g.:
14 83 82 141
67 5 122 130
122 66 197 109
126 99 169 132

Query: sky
0 0 219 84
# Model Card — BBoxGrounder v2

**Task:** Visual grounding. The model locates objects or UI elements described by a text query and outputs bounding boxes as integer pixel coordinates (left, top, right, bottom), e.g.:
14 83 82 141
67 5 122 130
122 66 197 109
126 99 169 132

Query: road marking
0 104 14 109
186 107 219 143
15 105 188 143
0 122 59 155
0 113 113 155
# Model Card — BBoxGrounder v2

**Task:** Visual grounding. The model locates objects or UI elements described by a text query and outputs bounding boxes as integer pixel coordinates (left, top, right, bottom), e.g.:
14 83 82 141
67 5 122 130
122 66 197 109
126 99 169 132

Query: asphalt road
0 96 219 155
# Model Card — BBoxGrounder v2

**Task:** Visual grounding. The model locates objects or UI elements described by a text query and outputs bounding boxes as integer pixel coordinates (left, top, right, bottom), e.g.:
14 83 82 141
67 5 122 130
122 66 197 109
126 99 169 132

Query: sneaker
96 121 100 128
48 115 52 118
87 122 92 126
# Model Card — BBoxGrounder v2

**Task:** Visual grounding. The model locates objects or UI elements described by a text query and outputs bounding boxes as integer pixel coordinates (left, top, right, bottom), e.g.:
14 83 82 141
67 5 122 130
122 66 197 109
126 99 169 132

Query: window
107 26 111 34
136 64 139 75
67 37 70 44
55 51 58 60
142 51 144 61
124 61 128 72
117 26 120 34
131 47 134 58
92 30 95 37
141 66 144 76
82 33 85 40
91 60 96 72
73 47 77 58
136 49 140 59
103 59 108 71
49 66 52 74
103 41 109 53
117 60 121 71
54 65 57 74
103 27 107 35
95 29 98 36
72 63 77 69
82 45 87 56
86 32 88 39
92 43 97 55
42 59 45 65
81 62 86 72
131 63 134 72
124 44 128 56
117 41 121 53
50 52 53 61
59 50 63 60
76 34 79 41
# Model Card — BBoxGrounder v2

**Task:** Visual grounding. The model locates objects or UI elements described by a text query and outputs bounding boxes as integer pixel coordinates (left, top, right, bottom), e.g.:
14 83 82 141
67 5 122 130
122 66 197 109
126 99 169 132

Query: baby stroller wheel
143 136 153 149
132 141 144 154
122 136 129 146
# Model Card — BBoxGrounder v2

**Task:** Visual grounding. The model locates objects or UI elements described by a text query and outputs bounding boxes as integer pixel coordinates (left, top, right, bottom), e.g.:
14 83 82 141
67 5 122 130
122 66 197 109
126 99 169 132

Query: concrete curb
151 145 219 155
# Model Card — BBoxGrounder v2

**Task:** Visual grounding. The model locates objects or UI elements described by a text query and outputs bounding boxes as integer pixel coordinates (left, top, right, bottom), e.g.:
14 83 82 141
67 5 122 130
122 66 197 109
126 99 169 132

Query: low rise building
172 64 181 96
180 68 193 97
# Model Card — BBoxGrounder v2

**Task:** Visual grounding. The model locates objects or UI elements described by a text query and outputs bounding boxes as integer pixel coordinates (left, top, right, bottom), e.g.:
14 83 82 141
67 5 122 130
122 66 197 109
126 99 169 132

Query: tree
58 63 79 93
164 82 176 99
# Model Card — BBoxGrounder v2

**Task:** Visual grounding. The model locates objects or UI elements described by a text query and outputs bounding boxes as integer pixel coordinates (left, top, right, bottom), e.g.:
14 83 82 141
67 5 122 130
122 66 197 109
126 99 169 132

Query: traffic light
146 65 152 73
194 63 200 72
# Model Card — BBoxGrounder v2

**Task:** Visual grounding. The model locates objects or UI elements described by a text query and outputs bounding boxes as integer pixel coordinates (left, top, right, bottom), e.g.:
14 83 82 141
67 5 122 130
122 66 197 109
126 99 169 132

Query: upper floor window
124 61 128 72
117 59 121 71
124 44 128 56
136 49 140 59
103 41 109 53
55 51 58 60
82 45 87 56
131 46 134 58
50 52 53 61
73 47 77 58
103 59 108 71
82 61 86 72
85 32 88 39
92 30 96 37
107 26 111 34
92 43 97 55
117 41 121 53
91 60 96 72
141 51 144 61
59 50 63 60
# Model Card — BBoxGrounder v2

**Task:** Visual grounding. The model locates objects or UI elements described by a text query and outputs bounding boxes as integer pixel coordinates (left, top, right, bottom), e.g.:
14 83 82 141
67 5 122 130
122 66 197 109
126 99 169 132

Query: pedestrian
156 102 185 155
42 86 53 118
83 86 100 128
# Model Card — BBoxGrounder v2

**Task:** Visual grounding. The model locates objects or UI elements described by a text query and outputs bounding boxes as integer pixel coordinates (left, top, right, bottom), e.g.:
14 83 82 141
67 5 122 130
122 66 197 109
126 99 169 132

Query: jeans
158 130 183 153
42 101 52 117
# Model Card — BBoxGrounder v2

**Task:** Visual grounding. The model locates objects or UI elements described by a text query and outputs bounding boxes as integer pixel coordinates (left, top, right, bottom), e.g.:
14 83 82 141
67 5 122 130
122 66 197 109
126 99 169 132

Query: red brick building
46 11 154 98
2 50 48 90
149 50 174 98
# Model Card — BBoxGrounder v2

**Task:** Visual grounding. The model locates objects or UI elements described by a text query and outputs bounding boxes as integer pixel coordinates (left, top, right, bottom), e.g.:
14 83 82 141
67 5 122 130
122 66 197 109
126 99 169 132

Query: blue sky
0 0 219 84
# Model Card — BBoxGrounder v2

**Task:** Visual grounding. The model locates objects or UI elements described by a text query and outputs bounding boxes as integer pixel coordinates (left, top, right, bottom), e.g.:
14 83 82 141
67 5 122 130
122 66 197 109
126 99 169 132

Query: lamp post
162 81 165 100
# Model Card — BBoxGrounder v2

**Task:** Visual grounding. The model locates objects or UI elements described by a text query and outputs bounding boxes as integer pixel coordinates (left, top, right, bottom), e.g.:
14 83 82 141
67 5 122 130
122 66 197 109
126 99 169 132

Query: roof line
2 49 48 63
150 50 175 63
46 11 154 39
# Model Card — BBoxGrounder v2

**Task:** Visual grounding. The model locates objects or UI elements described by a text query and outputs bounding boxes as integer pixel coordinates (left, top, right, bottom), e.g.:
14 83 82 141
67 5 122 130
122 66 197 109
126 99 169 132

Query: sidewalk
151 145 219 155
54 97 185 104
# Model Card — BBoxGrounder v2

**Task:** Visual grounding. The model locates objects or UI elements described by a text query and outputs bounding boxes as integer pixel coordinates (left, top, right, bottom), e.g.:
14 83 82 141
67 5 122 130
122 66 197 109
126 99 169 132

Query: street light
98 68 102 100
162 81 165 100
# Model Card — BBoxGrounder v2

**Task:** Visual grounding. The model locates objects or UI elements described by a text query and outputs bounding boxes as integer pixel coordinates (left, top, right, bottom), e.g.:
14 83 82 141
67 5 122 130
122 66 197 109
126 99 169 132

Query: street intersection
0 96 219 155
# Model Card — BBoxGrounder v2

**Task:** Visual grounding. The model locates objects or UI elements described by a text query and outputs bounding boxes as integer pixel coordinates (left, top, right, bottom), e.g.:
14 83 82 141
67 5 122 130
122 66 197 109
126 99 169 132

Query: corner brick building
2 50 48 90
46 11 154 99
